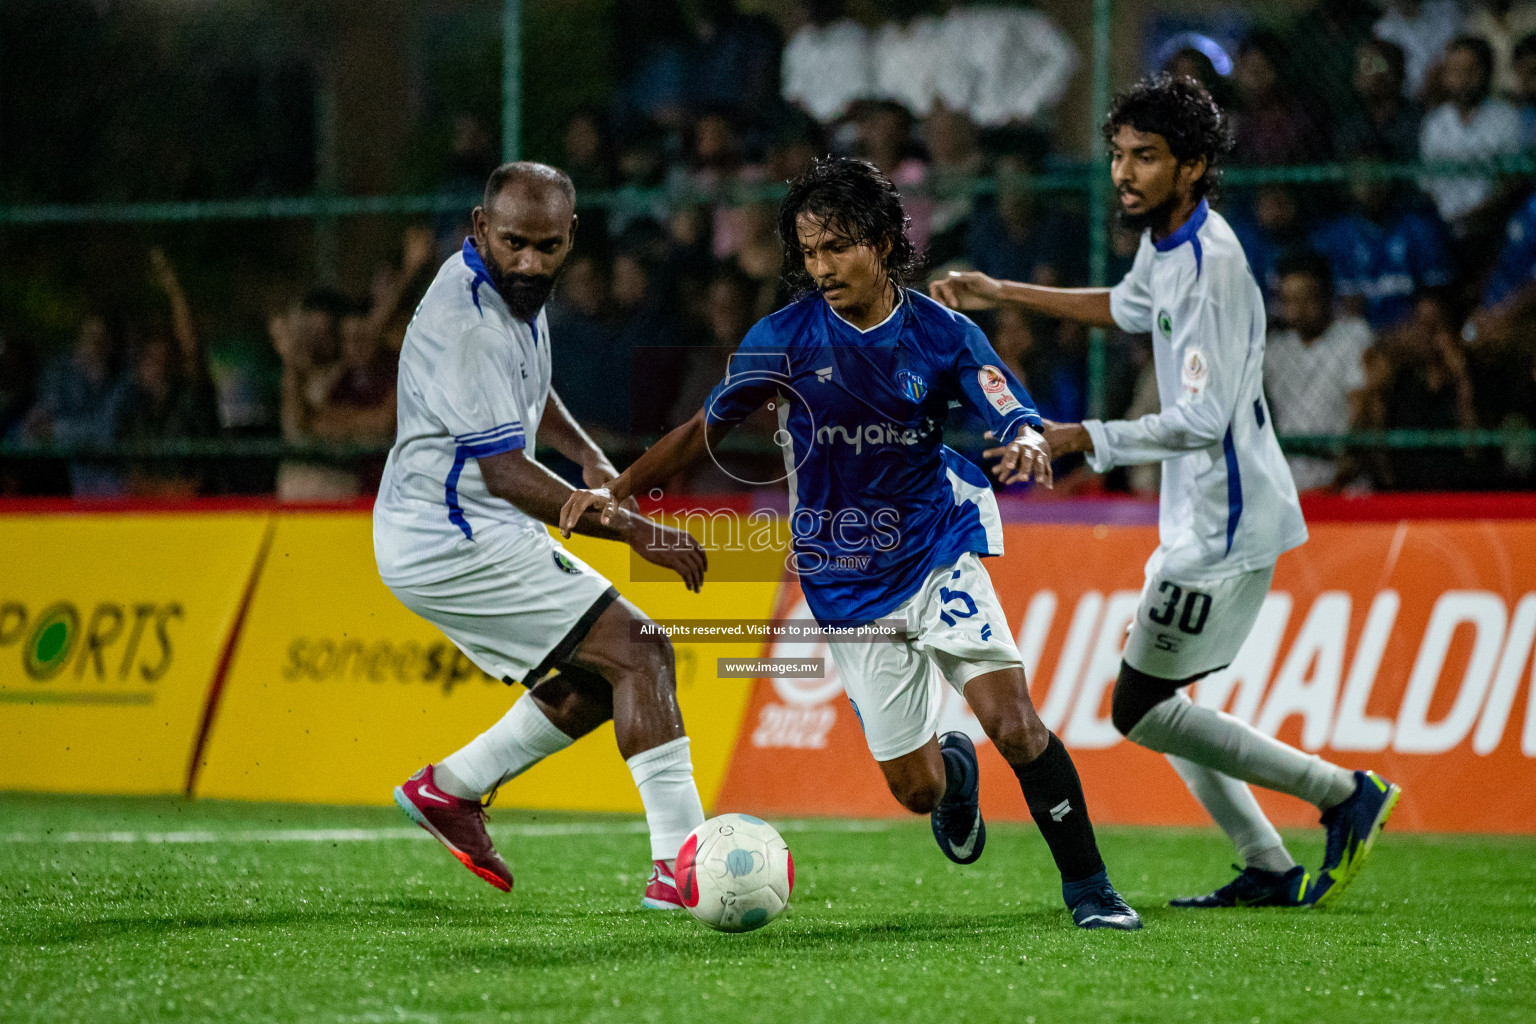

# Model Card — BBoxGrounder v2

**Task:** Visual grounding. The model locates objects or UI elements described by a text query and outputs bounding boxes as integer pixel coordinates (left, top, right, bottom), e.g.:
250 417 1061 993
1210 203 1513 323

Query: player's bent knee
889 775 945 814
988 714 1050 766
1111 662 1182 737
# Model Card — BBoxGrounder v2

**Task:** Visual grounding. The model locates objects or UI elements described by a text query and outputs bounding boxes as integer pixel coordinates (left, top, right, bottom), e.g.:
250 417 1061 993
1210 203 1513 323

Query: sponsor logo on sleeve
977 365 1022 416
1181 348 1209 399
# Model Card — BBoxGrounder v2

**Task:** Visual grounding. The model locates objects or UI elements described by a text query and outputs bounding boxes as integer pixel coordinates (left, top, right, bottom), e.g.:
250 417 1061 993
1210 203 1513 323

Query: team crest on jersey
896 369 929 403
1158 310 1172 337
552 550 582 575
977 365 1022 416
1182 348 1209 398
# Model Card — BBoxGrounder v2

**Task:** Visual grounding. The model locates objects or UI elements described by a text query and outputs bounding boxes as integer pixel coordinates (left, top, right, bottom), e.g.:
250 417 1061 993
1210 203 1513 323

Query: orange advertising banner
715 521 1536 833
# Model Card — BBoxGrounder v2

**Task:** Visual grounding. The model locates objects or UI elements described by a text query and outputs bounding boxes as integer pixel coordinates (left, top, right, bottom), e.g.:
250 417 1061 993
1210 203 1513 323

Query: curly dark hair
1102 74 1233 199
776 157 922 295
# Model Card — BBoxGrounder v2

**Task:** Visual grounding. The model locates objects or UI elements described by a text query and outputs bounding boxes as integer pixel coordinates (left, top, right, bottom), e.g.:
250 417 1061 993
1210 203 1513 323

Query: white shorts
1122 564 1274 681
828 553 1022 762
386 533 616 687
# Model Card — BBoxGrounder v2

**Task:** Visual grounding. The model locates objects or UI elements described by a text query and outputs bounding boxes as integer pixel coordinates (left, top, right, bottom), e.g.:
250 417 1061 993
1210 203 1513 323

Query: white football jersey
1084 200 1307 583
374 240 552 586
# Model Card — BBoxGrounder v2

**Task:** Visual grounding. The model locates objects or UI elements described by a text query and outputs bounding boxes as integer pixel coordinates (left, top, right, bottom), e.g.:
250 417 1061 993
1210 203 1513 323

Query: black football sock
940 743 974 802
1011 731 1105 884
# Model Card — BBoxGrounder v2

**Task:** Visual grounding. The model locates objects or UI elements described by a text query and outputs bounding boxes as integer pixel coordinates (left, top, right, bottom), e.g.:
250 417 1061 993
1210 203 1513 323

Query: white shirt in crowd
784 6 1076 126
781 18 873 122
374 242 552 586
1373 0 1464 98
1263 316 1373 492
1087 200 1308 584
1464 2 1536 96
1419 97 1525 224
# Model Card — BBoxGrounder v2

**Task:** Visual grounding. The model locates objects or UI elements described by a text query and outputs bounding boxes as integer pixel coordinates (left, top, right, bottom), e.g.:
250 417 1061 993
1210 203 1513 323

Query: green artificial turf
1 794 1533 1023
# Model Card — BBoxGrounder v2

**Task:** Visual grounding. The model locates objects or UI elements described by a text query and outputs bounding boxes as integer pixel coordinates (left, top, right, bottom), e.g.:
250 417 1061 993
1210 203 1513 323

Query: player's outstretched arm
480 448 706 592
558 408 725 535
539 389 627 490
931 271 1118 328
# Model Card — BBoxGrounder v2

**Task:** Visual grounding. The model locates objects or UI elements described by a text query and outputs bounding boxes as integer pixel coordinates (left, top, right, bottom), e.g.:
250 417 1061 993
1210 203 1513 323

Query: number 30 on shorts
1146 582 1211 635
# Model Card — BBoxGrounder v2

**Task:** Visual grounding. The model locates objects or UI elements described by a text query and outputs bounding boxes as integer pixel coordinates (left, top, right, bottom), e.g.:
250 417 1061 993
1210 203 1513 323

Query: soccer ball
675 813 793 933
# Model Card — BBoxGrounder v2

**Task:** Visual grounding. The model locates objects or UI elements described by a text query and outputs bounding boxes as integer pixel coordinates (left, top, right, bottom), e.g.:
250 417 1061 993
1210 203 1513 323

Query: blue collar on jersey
462 237 541 337
462 238 498 315
1153 197 1209 276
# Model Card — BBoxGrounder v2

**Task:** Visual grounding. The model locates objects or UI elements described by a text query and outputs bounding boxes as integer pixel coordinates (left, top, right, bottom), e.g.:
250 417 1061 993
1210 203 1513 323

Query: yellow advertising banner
193 511 778 811
0 512 271 795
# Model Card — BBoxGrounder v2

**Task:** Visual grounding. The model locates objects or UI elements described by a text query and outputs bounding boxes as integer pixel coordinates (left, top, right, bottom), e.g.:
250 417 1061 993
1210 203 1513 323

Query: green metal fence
2 0 1533 470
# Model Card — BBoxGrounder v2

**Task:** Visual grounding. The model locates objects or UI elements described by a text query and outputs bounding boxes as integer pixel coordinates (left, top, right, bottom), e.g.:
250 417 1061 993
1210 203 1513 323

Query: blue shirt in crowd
1310 208 1455 329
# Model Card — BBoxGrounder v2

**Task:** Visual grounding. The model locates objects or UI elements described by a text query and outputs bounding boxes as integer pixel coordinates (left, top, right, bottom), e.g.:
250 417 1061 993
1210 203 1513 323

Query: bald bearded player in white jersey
377 162 708 907
933 76 1400 909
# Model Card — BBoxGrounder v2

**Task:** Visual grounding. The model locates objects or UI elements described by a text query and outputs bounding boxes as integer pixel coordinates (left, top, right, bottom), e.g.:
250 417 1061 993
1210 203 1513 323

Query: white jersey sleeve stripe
1222 425 1241 555
445 450 475 540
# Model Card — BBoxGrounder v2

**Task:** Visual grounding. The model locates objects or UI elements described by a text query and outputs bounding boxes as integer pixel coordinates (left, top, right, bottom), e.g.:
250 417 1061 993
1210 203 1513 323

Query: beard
1117 190 1181 235
485 259 559 319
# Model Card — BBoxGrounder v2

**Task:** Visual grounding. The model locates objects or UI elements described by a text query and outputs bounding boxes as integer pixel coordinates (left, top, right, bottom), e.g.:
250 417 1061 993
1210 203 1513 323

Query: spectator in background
1281 0 1380 132
853 101 933 252
119 248 219 497
561 108 616 195
782 1 871 124
1162 47 1236 110
966 159 1080 289
1228 185 1310 318
687 0 783 126
608 121 672 237
872 4 942 118
929 1 1077 130
1464 188 1536 350
1334 39 1424 161
1463 1 1536 96
612 245 691 438
665 262 788 491
763 111 823 184
1310 170 1456 330
1461 188 1536 459
1230 31 1324 164
548 251 625 447
434 114 498 257
923 105 985 269
1359 292 1481 489
1263 251 1375 491
269 228 431 501
17 308 131 497
1374 1 1465 100
610 0 693 132
1419 35 1524 235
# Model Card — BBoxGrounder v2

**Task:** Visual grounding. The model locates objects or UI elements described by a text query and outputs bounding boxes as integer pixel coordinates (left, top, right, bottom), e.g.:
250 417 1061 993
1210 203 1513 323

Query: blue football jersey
703 288 1042 626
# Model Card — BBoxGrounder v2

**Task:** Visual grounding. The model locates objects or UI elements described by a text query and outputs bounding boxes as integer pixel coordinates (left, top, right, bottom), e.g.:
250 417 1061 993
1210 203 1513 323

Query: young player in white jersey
377 162 709 908
932 76 1400 909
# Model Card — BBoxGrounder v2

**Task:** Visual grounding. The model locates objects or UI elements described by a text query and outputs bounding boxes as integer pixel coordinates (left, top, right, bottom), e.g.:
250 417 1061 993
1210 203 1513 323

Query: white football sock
1129 693 1356 811
437 693 575 799
626 736 706 863
1165 754 1296 873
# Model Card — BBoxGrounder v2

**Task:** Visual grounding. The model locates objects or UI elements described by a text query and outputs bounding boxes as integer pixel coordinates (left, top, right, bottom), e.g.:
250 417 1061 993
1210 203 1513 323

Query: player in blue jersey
934 76 1399 909
561 158 1141 931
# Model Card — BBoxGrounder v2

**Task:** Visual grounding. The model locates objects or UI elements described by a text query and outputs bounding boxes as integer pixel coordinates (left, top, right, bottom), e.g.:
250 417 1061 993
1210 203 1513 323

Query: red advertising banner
716 522 1536 833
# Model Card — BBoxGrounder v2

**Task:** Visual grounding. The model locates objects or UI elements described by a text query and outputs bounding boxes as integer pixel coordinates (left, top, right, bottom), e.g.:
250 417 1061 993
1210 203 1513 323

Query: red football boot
393 764 513 893
641 860 684 909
